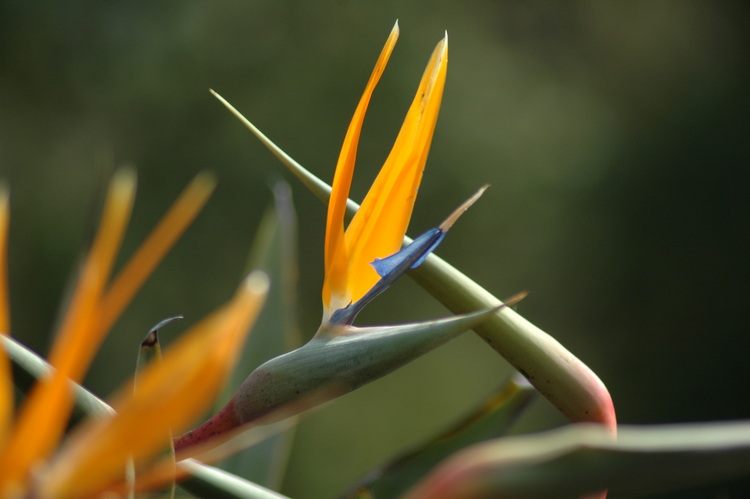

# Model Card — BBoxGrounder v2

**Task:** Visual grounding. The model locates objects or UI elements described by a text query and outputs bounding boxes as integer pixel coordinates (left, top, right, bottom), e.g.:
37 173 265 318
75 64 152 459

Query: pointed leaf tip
439 185 489 232
502 291 528 308
147 316 184 337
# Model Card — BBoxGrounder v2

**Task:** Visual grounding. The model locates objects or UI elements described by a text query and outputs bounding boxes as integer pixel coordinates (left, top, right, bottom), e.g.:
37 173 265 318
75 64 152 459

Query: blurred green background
2 1 749 497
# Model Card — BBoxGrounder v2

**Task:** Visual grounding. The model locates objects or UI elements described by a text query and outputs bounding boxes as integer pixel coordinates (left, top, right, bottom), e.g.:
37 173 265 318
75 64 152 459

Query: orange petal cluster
323 22 448 319
0 171 267 497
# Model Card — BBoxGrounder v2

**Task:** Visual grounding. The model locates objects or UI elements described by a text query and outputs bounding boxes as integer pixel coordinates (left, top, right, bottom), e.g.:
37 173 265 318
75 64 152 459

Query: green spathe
232 306 505 425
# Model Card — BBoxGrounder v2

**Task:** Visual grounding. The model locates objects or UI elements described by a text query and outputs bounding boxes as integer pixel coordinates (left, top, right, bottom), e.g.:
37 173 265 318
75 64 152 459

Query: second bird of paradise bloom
0 171 271 498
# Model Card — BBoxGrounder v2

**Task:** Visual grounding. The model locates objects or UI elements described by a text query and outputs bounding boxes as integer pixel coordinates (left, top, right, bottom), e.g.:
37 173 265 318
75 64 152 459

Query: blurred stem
404 421 750 499
409 255 616 431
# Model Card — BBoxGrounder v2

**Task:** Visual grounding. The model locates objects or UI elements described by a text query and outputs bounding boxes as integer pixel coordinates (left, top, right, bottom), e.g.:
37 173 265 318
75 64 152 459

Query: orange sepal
344 33 448 306
0 171 214 494
323 22 400 316
0 170 136 492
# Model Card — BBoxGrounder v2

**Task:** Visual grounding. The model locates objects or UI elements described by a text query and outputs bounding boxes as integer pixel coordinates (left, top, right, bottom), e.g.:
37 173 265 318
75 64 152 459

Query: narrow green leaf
404 421 750 499
345 375 537 498
212 92 615 431
210 90 337 211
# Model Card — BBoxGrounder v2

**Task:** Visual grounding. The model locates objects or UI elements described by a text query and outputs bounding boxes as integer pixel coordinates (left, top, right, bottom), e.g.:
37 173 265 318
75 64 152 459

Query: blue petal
330 227 446 325
371 228 445 277
329 186 488 325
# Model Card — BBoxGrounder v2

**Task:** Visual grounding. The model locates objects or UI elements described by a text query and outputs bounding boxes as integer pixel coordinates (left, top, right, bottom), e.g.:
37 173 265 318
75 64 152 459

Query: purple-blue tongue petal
330 228 445 325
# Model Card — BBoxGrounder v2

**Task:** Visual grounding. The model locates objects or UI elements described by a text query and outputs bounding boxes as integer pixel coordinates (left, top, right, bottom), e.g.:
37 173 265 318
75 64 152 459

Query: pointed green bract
231 306 508 426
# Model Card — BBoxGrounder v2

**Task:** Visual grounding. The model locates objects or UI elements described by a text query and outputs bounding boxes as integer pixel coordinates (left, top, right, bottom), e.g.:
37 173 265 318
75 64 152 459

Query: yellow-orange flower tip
322 27 448 321
322 23 400 317
243 268 270 291
390 20 400 39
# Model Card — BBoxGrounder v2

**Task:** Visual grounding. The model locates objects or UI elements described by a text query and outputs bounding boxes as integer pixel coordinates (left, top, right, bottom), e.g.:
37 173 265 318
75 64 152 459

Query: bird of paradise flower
0 172 270 498
173 23 519 454
0 23 497 498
